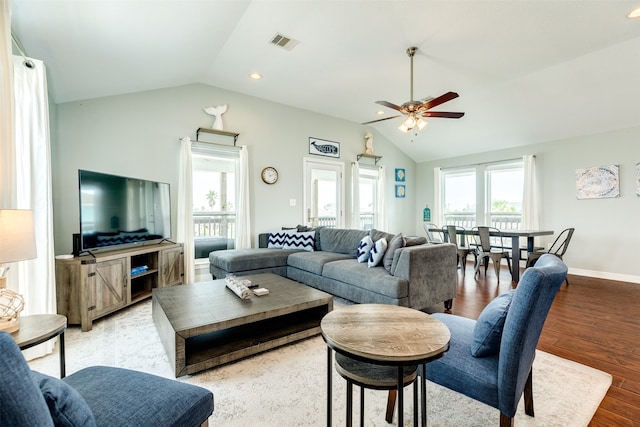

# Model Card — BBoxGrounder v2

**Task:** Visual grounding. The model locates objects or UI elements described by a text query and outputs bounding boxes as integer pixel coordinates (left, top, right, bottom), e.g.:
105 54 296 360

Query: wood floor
433 264 640 427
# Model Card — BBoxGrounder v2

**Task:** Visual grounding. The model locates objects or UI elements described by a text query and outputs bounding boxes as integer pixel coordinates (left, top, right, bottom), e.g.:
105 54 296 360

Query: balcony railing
193 212 236 238
442 212 521 230
315 214 374 229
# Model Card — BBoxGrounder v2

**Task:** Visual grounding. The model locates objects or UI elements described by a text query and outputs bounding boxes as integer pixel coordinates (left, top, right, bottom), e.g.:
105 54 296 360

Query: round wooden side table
11 314 67 377
321 304 450 426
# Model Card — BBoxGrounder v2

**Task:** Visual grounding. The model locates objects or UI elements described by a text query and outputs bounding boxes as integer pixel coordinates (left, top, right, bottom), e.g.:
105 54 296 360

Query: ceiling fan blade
375 100 406 113
423 111 465 119
422 92 459 110
362 115 402 125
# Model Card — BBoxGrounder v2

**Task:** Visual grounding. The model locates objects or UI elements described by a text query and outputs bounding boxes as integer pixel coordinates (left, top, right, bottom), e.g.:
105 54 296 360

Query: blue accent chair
386 253 567 426
0 331 214 427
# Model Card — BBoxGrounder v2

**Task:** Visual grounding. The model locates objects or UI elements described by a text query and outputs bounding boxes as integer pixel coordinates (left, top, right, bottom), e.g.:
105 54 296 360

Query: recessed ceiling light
249 73 263 80
376 110 385 115
628 7 640 18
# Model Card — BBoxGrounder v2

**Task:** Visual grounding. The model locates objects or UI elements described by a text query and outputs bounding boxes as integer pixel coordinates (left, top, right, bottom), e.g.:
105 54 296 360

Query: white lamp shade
0 210 37 263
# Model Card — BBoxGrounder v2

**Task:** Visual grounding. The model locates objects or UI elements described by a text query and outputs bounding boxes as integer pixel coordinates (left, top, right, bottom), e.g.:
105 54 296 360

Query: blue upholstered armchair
427 254 567 426
0 331 213 426
387 253 567 426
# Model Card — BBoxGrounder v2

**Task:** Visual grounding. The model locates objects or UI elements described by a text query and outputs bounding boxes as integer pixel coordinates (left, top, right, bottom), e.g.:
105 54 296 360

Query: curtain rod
440 155 533 171
11 33 35 69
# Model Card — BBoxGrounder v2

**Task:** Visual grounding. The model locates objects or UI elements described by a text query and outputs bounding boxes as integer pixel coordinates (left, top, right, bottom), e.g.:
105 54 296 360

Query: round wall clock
261 166 279 184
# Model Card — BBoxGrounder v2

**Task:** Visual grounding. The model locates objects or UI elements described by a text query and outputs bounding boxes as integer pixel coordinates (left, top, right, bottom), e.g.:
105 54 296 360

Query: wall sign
309 137 340 158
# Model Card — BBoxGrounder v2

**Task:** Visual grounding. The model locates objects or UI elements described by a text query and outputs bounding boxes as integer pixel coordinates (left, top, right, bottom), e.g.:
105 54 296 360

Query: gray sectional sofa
209 227 458 311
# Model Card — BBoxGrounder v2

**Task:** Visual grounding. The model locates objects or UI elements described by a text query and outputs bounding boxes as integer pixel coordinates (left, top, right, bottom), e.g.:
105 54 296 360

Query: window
191 144 239 259
442 168 476 228
486 163 523 230
358 167 378 230
440 160 523 229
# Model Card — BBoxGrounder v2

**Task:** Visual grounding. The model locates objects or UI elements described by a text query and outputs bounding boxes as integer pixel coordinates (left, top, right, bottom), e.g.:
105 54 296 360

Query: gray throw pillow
471 290 515 357
383 233 405 272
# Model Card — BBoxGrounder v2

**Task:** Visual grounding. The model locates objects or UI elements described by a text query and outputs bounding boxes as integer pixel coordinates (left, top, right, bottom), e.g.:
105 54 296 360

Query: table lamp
0 209 37 333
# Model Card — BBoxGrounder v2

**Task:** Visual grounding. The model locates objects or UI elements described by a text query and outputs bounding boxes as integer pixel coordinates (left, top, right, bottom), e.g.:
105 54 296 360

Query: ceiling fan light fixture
417 117 427 130
398 122 409 133
628 7 640 18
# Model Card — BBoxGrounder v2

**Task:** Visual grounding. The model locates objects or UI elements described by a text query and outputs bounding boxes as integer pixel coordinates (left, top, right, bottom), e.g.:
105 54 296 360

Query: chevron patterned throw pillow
282 231 316 252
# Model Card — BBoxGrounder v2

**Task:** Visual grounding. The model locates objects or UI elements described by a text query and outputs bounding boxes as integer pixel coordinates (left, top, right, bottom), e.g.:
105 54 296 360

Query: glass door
303 158 344 228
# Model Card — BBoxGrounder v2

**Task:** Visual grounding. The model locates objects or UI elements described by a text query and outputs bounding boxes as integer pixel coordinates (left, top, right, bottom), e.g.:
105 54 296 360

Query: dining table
434 227 554 282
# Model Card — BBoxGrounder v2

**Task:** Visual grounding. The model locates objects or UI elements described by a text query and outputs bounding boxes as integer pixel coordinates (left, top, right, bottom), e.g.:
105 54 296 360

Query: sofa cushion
209 248 298 272
368 238 388 268
282 231 315 251
287 251 353 275
62 366 213 427
471 290 515 357
32 371 96 427
383 233 405 272
318 228 370 254
322 259 409 299
356 235 373 263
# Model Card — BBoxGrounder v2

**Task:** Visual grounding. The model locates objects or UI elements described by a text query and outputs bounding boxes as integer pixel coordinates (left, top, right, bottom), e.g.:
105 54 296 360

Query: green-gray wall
51 82 640 283
416 126 640 282
51 83 416 254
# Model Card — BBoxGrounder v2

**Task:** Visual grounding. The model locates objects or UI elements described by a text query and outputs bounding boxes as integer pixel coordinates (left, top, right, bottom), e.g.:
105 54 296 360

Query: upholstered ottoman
209 248 300 279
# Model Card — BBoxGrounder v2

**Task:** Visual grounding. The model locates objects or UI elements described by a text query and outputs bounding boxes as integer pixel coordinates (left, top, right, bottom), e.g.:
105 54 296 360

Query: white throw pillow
368 238 388 268
356 235 373 263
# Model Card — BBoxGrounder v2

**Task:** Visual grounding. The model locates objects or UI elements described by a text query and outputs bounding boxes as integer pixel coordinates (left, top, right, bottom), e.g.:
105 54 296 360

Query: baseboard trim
568 268 640 285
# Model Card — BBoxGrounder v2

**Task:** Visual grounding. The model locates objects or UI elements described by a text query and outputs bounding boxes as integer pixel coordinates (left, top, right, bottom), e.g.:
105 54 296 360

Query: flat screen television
78 169 172 252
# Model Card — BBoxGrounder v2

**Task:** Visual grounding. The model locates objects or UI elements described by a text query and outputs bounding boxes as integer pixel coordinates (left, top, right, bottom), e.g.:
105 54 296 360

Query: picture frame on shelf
309 137 340 158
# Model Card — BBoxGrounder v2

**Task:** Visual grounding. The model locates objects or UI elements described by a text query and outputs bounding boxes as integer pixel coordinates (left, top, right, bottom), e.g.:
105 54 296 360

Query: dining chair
444 225 475 275
423 222 443 243
385 254 568 427
526 227 574 284
472 226 512 283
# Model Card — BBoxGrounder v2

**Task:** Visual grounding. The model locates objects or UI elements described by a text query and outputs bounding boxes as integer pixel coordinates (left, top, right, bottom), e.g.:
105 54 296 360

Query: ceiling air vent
269 33 299 51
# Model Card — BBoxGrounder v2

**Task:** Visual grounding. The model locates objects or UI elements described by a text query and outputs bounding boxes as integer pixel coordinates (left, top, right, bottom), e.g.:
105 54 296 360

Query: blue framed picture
395 185 406 198
395 168 406 182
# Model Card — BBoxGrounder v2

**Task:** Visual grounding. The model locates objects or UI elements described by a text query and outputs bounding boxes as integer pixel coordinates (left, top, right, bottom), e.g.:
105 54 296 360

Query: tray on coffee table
152 273 333 377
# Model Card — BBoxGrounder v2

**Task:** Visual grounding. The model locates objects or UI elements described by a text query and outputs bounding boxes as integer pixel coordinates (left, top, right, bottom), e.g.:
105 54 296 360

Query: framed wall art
395 168 406 182
395 185 406 198
309 137 340 158
575 164 620 199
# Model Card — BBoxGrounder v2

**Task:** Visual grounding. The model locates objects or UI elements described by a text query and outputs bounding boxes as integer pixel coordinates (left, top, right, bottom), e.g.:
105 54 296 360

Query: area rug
27 300 611 426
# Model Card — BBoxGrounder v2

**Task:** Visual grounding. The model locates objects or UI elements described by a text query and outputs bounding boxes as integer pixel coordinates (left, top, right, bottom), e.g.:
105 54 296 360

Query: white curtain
350 162 360 228
0 30 57 358
235 146 251 248
522 154 540 230
178 137 194 284
433 167 442 226
375 165 387 230
1 0 15 206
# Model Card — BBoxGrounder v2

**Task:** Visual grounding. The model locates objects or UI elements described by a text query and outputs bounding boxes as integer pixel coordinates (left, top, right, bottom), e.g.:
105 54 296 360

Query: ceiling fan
362 46 464 133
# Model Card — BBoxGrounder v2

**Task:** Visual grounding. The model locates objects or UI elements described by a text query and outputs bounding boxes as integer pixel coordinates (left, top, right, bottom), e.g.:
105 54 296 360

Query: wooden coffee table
152 273 333 377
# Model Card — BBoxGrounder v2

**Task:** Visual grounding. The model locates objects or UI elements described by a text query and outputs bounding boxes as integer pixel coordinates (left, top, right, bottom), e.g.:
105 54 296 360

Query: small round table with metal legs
321 304 450 426
11 314 67 378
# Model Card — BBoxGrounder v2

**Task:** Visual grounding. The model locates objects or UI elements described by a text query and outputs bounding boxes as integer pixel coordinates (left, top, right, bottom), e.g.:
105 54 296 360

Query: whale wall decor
309 137 340 158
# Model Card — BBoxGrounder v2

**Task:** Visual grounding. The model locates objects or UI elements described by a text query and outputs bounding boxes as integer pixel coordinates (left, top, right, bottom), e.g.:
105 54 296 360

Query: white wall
51 83 416 254
416 125 640 282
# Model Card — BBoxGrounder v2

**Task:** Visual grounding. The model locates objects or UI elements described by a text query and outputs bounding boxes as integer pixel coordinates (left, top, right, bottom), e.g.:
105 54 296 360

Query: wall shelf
196 127 239 145
357 153 383 165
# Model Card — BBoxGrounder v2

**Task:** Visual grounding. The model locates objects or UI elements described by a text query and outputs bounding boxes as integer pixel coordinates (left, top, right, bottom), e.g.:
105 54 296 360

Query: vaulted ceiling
10 0 640 162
